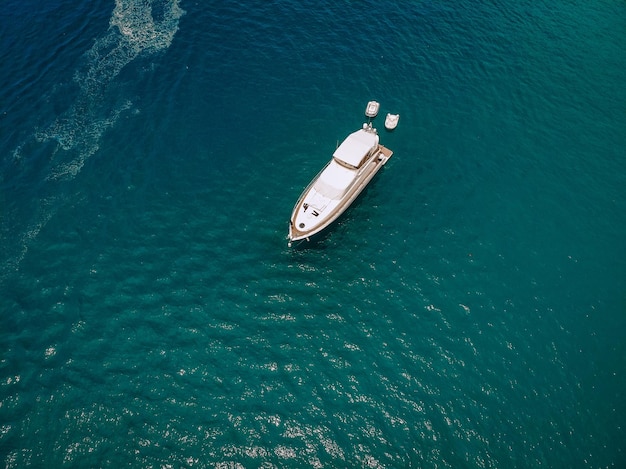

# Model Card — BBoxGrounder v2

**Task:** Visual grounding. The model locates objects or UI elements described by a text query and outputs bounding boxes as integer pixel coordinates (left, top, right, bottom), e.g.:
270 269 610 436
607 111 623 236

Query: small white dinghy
365 101 380 118
385 113 399 130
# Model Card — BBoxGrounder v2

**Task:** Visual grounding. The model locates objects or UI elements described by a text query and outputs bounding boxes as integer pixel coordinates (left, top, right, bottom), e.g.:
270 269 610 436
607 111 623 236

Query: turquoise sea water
1 0 625 466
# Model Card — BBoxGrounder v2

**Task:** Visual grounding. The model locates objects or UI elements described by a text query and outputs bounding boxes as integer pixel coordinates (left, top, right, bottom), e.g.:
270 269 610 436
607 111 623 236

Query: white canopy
333 129 379 168
313 160 356 199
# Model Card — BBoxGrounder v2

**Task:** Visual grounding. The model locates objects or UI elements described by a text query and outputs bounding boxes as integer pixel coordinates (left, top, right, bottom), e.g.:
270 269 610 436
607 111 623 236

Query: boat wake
2 0 184 275
36 0 185 179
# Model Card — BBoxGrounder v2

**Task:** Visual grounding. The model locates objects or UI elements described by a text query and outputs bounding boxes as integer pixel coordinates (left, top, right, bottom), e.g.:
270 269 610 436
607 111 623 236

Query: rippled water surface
1 0 625 467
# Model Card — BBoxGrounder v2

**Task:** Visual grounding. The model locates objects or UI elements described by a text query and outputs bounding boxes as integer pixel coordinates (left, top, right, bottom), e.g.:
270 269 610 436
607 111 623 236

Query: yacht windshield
313 160 356 199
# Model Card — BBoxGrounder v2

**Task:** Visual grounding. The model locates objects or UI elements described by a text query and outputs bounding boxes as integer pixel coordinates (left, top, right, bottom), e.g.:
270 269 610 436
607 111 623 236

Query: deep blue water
1 0 625 467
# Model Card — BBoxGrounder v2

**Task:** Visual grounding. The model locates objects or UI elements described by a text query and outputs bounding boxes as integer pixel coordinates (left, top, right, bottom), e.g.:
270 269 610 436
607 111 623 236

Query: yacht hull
288 144 393 243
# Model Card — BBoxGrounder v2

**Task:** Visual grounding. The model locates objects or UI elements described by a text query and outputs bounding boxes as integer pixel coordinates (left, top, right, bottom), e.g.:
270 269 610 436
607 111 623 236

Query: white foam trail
37 0 185 179
3 0 184 274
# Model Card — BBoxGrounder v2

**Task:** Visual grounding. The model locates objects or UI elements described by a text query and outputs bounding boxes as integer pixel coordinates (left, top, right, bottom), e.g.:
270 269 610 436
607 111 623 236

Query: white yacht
288 123 393 244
